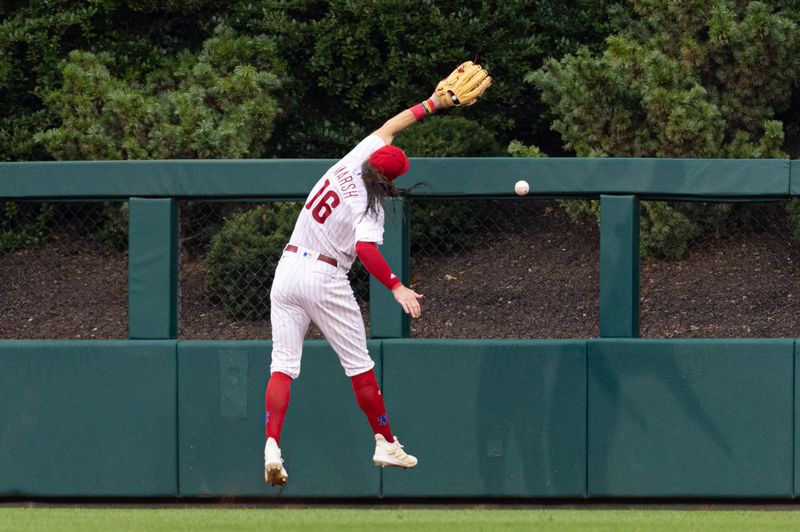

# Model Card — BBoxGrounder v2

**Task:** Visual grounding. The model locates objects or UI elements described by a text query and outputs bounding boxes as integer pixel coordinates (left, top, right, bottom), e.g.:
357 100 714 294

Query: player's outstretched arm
373 61 491 145
372 95 443 145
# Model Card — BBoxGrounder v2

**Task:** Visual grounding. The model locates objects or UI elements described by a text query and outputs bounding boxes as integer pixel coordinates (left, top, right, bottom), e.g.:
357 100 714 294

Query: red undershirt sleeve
355 241 402 290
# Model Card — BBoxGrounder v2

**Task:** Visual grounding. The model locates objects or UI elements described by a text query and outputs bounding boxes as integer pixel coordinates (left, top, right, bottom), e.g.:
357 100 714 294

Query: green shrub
560 199 601 226
528 1 800 259
205 202 300 320
397 115 503 158
0 202 54 253
507 140 546 158
0 1 236 161
639 202 700 260
227 0 623 157
37 25 279 161
95 202 129 254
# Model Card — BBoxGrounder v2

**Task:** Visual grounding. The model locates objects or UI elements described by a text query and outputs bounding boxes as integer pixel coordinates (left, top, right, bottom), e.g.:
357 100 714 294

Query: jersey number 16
305 178 340 224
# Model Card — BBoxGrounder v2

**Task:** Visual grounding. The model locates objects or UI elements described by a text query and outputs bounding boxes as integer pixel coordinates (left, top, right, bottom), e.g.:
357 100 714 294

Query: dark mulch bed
640 232 800 338
409 205 600 339
1 205 799 340
0 246 128 339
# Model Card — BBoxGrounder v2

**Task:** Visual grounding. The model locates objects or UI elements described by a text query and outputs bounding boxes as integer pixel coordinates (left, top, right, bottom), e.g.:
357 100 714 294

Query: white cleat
373 434 418 469
264 437 288 486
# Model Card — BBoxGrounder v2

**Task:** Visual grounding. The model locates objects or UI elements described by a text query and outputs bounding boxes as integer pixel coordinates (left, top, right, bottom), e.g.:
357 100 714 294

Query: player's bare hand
392 285 423 318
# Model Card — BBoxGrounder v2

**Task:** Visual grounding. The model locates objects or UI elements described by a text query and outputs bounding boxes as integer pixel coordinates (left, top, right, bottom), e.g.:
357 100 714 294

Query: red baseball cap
368 145 410 181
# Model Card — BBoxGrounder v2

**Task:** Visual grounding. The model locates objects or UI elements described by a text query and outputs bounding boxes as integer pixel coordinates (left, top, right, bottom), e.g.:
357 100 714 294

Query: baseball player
264 62 491 486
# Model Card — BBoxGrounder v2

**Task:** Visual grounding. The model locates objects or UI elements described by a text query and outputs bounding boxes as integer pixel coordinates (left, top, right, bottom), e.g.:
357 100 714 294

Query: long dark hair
361 160 420 218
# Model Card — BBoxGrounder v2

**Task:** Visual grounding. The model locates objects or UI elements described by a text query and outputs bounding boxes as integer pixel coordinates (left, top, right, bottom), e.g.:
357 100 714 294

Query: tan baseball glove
435 61 492 108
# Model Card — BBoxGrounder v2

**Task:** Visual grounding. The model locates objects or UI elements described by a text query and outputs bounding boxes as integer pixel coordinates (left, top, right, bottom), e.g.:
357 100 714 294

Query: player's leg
307 274 417 468
265 372 293 446
264 260 311 486
267 284 309 440
351 368 392 443
351 368 417 469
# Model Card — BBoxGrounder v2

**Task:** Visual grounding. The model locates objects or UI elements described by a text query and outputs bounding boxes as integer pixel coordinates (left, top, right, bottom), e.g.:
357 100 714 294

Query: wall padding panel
381 339 587 497
178 340 382 497
588 339 794 497
0 341 177 496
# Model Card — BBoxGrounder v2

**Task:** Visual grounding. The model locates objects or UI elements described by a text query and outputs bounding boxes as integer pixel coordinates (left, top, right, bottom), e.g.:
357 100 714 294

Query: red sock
351 369 393 442
265 372 292 445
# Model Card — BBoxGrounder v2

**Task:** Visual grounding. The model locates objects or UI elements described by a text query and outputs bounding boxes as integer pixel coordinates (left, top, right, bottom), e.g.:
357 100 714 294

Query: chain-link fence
409 198 600 338
174 197 800 340
4 197 799 341
180 201 281 340
0 200 128 339
178 200 371 340
177 197 600 340
640 200 800 337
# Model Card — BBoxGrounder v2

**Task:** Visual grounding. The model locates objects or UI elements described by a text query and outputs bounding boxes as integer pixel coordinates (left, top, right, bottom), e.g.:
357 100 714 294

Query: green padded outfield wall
0 341 177 496
1 339 799 498
795 340 800 498
178 341 382 497
380 340 587 498
588 339 794 498
2 157 800 500
128 198 178 339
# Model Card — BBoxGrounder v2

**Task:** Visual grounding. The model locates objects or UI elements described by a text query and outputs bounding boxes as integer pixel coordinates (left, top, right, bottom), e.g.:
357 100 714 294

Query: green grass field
2 507 800 532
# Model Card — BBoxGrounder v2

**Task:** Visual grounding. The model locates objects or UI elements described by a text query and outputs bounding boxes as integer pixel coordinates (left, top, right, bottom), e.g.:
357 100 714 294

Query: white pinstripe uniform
270 134 389 379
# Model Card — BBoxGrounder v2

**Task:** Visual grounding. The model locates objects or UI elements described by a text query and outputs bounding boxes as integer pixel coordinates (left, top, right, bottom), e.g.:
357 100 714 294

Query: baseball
514 180 529 196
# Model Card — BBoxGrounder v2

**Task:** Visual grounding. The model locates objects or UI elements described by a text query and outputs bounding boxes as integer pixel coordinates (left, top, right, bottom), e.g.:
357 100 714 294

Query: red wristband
409 98 437 121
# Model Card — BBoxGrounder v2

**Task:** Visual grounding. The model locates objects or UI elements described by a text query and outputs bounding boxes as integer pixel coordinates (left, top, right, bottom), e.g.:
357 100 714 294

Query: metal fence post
600 195 640 338
369 197 410 338
128 197 178 339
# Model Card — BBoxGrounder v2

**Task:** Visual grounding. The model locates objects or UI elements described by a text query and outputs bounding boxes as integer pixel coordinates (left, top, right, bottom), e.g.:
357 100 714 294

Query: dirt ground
1 204 799 340
0 246 128 339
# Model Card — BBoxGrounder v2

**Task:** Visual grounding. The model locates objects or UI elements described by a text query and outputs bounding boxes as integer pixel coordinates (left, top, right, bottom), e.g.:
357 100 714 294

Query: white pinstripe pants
269 248 375 379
